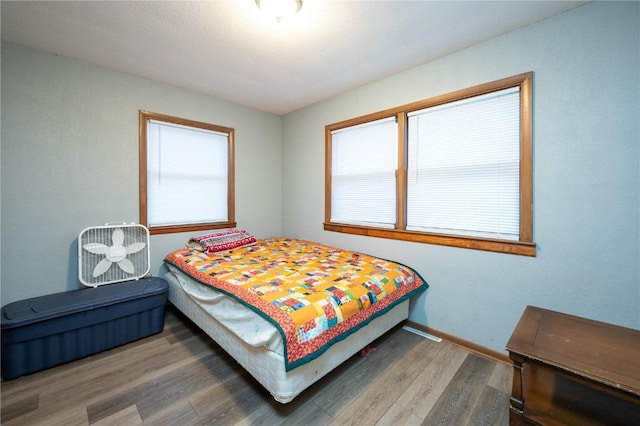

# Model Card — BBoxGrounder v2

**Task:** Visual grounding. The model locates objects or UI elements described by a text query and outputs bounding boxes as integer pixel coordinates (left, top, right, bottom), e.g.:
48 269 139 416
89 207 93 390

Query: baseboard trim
404 320 511 364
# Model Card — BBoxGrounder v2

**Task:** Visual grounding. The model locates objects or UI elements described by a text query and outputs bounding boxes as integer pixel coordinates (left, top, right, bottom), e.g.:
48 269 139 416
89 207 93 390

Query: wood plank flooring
1 307 512 425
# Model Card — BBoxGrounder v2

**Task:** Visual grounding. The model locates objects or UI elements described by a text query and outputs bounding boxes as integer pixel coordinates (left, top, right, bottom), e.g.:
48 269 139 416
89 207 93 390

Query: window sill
324 222 536 256
149 221 237 236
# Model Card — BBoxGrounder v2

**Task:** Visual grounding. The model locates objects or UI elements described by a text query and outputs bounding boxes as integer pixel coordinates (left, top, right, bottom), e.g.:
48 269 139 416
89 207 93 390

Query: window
139 110 235 235
331 117 397 228
325 73 535 256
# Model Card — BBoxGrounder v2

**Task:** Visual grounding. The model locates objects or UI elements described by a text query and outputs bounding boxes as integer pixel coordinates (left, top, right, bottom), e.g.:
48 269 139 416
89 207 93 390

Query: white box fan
78 223 151 287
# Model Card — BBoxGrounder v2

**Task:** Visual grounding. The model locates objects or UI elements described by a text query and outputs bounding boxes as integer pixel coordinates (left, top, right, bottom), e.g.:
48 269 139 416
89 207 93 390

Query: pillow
187 229 257 254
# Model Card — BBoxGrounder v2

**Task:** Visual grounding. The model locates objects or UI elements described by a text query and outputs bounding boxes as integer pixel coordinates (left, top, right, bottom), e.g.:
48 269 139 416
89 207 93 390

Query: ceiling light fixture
255 0 302 23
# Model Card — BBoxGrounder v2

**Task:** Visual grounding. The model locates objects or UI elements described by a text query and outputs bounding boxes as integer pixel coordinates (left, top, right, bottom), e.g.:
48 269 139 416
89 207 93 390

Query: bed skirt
165 271 409 403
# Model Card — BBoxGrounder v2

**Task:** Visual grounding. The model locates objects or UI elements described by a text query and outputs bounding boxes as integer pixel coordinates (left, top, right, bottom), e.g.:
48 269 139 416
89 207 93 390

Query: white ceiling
1 1 586 115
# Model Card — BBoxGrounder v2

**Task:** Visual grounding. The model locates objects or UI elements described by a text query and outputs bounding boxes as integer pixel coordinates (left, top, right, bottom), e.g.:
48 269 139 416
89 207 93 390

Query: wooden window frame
139 110 236 235
324 72 535 256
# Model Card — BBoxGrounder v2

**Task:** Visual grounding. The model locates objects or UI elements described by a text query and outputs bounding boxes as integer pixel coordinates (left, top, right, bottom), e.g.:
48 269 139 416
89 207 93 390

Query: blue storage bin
1 277 168 380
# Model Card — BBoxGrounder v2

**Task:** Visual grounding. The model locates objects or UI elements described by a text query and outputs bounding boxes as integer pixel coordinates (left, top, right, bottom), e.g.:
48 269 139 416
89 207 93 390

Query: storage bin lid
1 278 168 329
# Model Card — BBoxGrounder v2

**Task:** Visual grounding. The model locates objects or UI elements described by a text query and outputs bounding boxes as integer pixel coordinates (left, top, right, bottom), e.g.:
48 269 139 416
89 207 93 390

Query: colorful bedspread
164 237 428 371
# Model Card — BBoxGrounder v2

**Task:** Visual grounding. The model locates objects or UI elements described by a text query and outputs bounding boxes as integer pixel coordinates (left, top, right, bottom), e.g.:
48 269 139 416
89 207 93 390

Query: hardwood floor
1 307 512 425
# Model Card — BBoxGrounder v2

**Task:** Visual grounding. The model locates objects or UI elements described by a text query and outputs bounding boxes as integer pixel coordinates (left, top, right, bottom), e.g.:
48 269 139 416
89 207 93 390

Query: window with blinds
406 87 520 240
325 72 535 256
139 111 235 235
330 117 397 228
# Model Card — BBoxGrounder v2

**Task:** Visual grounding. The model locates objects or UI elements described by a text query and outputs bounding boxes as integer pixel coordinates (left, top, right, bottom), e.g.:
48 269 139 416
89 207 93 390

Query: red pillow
187 230 257 254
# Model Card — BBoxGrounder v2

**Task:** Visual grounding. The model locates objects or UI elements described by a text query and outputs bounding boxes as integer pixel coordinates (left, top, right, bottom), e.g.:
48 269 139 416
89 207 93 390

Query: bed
163 236 428 403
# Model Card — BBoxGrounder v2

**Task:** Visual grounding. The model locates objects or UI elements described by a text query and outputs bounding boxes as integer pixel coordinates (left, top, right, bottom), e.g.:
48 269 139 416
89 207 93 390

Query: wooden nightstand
506 305 640 425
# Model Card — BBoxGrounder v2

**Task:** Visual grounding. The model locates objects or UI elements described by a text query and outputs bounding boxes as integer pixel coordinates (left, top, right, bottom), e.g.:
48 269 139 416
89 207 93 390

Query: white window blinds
147 119 229 227
406 87 521 240
330 117 397 228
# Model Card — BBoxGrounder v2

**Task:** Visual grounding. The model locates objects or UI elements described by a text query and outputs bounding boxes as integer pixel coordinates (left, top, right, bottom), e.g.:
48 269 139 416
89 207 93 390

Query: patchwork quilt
165 237 428 371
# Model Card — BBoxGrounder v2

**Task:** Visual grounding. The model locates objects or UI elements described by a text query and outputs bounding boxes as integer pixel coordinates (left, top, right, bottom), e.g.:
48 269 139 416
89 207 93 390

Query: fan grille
78 224 151 287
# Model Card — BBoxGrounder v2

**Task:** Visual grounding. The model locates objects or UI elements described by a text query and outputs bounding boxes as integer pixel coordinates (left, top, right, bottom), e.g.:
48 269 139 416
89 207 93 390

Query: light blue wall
282 2 640 353
1 41 283 304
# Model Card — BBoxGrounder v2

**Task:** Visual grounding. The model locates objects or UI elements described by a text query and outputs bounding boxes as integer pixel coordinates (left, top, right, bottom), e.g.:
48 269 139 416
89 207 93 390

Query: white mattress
164 269 409 403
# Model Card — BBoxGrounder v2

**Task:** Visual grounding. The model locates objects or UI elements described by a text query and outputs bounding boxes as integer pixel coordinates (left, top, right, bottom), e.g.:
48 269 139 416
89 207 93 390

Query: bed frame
164 271 409 403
